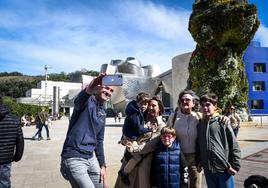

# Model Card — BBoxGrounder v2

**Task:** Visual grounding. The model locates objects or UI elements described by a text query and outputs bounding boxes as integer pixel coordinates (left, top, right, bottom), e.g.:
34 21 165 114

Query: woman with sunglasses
167 90 202 188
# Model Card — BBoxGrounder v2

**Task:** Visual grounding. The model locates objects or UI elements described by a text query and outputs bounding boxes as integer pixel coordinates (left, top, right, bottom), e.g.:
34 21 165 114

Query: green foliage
188 0 258 111
3 96 43 117
0 70 99 116
188 47 248 110
48 72 70 81
0 72 23 77
83 70 99 76
0 76 42 98
189 2 260 53
0 70 99 98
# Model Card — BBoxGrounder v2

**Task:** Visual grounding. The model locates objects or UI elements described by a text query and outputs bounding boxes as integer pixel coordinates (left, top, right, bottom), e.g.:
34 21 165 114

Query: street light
159 84 163 102
44 65 51 106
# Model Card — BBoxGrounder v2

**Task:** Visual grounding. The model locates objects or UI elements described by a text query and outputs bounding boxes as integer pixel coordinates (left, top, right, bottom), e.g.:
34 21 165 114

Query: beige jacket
114 116 166 188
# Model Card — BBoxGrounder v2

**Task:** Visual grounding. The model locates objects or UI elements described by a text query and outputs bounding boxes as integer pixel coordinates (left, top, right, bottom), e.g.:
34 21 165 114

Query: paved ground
10 118 268 188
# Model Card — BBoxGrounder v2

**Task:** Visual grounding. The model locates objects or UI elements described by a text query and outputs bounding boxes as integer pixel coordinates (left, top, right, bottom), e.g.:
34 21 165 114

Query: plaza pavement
10 117 268 188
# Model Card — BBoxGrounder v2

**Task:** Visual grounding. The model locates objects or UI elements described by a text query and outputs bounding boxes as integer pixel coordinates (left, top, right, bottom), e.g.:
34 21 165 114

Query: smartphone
102 74 123 86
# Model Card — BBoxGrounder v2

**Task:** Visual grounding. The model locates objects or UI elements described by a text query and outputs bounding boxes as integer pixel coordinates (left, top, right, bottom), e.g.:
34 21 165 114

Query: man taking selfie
60 74 114 188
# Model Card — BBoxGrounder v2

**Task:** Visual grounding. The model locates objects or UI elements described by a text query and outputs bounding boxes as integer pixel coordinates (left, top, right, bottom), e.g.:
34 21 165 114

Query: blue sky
0 0 267 76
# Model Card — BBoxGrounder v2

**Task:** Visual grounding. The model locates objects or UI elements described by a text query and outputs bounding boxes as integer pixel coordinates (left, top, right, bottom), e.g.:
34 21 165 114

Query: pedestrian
114 110 118 122
32 108 50 141
167 90 202 188
20 114 30 127
118 111 123 122
60 74 114 188
196 93 241 188
0 96 24 188
224 105 241 137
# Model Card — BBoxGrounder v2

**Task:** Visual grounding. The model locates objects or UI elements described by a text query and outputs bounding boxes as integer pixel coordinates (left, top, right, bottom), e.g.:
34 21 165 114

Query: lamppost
159 84 163 102
44 65 51 106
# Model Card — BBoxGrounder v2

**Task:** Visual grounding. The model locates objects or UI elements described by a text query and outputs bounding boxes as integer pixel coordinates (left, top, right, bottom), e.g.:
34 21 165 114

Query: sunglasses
180 98 192 103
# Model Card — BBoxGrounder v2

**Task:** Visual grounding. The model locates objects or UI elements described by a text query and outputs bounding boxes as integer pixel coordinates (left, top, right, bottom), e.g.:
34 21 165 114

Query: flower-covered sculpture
187 0 259 110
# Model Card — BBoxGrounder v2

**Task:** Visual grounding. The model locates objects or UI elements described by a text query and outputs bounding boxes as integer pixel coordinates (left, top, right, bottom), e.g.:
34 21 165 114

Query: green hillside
0 75 43 98
0 70 99 98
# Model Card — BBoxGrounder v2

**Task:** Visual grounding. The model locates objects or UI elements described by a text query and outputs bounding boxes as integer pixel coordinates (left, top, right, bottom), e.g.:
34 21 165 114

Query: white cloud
115 1 192 41
254 24 268 47
0 0 196 75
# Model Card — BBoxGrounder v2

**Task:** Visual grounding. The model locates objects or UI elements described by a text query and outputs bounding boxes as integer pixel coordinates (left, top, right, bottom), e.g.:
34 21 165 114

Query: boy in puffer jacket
120 126 182 188
151 126 182 188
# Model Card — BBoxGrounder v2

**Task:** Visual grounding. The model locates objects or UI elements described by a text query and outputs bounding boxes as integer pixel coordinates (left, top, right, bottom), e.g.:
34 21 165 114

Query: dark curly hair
149 97 164 115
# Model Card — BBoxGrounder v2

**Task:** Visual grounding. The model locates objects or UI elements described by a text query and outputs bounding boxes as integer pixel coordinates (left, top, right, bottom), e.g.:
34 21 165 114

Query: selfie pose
60 74 114 188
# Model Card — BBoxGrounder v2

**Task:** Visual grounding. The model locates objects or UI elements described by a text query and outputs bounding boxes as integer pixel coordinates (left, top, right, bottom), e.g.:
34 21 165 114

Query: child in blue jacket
119 126 184 188
121 92 151 152
150 126 182 188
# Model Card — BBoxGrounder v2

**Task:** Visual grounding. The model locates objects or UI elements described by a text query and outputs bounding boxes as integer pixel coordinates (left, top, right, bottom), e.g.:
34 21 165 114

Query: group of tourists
0 74 261 188
58 74 242 188
114 90 241 188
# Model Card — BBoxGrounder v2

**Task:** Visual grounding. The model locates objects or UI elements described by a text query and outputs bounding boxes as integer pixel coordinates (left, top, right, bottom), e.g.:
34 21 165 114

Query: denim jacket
61 90 106 167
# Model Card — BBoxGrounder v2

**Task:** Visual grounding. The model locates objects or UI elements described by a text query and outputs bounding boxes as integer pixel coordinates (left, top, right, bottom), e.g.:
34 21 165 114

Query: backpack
244 175 268 188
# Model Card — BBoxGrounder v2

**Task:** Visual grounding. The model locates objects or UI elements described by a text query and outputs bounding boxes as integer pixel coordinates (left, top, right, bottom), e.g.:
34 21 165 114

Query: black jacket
0 104 24 165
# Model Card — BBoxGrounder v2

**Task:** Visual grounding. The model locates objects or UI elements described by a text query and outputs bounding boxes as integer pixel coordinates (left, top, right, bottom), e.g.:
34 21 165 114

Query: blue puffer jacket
151 140 181 188
122 100 149 140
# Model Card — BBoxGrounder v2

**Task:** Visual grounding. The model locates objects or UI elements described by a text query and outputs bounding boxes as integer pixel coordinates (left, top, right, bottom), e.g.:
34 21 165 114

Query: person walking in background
20 115 30 127
196 93 241 188
225 105 241 137
60 74 114 188
118 111 123 122
0 96 24 188
167 90 202 188
114 110 118 122
32 108 50 141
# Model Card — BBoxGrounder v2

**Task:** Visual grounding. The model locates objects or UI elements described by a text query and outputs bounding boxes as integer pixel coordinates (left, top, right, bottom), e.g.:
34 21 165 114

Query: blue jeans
60 156 102 188
0 163 12 188
204 170 234 188
33 123 50 139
